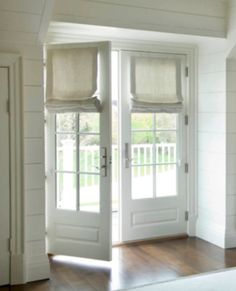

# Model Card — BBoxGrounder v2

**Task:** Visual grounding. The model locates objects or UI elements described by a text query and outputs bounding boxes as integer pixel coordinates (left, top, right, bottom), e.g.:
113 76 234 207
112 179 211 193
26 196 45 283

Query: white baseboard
26 255 50 283
11 254 26 285
188 214 197 236
196 219 226 248
225 229 236 248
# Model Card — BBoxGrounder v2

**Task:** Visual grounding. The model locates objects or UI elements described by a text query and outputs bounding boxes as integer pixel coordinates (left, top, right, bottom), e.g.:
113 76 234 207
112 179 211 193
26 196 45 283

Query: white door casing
0 67 10 286
120 50 188 242
0 54 24 285
46 42 112 260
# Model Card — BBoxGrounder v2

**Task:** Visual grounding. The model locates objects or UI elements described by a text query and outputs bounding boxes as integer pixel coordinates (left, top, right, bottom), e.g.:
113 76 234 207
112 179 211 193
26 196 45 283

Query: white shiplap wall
196 50 227 248
22 47 49 282
0 0 51 284
52 0 227 38
226 59 236 247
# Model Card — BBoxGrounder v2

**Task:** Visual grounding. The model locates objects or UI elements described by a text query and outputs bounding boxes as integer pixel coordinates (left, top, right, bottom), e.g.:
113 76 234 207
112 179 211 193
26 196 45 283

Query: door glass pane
156 165 177 197
80 134 100 173
132 166 153 199
156 132 176 164
56 113 76 132
56 134 76 171
132 113 153 130
156 113 176 129
80 113 99 133
80 174 100 212
57 173 76 210
132 132 154 165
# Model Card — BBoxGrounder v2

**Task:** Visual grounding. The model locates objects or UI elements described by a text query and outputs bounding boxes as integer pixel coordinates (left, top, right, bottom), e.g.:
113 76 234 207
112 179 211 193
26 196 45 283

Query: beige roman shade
131 56 183 113
46 46 101 112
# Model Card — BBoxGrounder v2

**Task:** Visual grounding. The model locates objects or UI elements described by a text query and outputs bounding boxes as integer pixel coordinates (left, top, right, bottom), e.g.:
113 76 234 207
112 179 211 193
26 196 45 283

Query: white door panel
120 51 187 242
0 67 10 285
47 42 112 260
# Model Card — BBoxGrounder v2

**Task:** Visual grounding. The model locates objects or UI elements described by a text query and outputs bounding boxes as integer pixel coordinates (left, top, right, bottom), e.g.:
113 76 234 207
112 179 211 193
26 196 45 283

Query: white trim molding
0 53 25 284
46 28 198 239
26 255 50 283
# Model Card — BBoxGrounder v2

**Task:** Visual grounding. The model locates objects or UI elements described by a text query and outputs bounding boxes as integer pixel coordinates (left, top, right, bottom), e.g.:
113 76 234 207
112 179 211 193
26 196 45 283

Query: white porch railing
59 143 176 185
58 143 176 210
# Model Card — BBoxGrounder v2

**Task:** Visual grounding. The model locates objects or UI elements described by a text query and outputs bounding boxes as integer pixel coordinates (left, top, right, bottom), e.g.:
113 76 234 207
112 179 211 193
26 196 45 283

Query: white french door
46 42 112 260
0 67 10 285
120 51 188 242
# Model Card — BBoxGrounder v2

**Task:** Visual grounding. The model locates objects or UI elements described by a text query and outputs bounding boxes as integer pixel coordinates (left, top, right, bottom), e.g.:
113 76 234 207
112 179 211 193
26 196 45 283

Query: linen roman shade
131 56 183 113
46 46 101 112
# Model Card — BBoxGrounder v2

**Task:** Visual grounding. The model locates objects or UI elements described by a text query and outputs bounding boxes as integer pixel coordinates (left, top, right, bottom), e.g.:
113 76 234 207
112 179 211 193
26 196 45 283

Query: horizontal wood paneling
0 0 45 14
53 0 227 37
24 164 45 190
87 0 226 17
24 86 44 112
25 189 45 215
24 138 44 164
0 11 41 33
24 112 44 138
23 60 43 86
25 215 45 241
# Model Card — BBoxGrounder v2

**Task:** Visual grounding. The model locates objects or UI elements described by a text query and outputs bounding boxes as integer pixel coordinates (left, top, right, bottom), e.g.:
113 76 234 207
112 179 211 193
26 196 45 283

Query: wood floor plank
2 238 236 290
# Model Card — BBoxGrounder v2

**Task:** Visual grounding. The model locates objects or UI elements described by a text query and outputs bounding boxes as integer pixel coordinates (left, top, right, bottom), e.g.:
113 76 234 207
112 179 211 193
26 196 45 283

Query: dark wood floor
2 237 236 290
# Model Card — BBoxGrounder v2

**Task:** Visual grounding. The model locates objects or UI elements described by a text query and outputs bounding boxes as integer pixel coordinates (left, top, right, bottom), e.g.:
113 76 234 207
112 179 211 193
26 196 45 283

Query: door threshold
113 234 188 247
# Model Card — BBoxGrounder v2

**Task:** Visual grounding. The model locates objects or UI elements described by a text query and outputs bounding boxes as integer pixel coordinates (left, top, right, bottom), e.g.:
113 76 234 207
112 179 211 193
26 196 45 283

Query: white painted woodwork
0 0 52 44
0 67 10 286
0 0 45 14
0 11 41 33
225 58 236 247
120 50 187 242
47 42 112 261
52 0 227 38
196 49 227 248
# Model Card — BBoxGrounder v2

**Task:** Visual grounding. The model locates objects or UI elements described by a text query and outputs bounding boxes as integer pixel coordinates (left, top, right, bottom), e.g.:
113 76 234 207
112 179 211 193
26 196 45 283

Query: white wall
52 0 227 38
195 0 236 249
0 0 51 284
196 49 227 247
226 59 236 247
22 46 49 282
1 42 49 283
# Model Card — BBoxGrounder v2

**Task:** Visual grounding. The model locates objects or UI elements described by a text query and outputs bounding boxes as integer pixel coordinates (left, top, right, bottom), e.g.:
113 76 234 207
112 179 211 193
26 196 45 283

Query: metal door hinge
7 99 10 113
184 163 189 173
185 67 189 77
185 211 189 221
8 238 12 253
184 115 189 125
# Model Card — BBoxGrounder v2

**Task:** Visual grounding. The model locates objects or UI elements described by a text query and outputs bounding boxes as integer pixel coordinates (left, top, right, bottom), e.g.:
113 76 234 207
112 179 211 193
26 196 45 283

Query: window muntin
55 112 100 212
131 113 178 199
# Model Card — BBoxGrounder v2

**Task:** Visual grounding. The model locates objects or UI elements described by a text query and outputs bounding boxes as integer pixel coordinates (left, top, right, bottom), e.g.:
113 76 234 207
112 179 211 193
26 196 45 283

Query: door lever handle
125 143 131 168
100 147 107 177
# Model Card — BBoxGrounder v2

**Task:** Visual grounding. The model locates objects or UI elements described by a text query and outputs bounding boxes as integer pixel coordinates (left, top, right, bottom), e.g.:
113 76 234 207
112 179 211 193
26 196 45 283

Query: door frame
0 53 25 284
112 41 197 238
44 36 197 242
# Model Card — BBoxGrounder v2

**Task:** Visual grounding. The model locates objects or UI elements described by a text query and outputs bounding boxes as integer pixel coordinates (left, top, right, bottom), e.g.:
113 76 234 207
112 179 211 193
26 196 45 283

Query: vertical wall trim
0 53 25 284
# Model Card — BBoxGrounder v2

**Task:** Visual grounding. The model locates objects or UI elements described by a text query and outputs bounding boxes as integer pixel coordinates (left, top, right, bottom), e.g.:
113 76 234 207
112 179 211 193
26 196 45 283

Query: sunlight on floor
52 255 112 269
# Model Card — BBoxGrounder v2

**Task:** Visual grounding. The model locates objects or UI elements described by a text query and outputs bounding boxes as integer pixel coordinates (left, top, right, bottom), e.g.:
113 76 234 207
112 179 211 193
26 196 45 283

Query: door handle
100 147 107 177
125 143 132 168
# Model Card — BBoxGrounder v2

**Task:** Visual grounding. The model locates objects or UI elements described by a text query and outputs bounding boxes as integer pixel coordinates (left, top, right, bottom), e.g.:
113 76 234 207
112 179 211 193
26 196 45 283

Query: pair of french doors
46 43 187 261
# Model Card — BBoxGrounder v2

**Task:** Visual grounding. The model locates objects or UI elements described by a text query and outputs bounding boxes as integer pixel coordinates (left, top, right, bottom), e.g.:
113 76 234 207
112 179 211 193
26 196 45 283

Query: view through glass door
120 50 187 242
46 42 112 261
47 46 188 255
